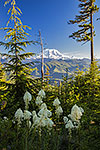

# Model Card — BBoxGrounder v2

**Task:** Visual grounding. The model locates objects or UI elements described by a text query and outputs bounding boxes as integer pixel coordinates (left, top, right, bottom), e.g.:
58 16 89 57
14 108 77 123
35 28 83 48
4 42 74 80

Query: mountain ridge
32 49 89 60
1 49 99 81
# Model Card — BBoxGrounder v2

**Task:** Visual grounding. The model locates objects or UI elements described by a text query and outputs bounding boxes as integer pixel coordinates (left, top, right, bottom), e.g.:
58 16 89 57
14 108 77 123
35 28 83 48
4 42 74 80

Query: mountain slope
0 49 92 80
32 58 90 79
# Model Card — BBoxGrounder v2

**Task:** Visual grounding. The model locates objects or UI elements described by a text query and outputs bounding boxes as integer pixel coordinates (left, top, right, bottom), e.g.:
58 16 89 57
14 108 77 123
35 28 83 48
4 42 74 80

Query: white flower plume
65 120 74 129
24 110 32 120
23 91 32 109
15 108 24 120
63 116 68 124
46 118 54 128
53 98 61 107
38 89 45 98
55 106 63 116
40 103 47 109
23 91 32 103
35 96 43 105
68 104 83 122
15 108 24 125
64 104 84 129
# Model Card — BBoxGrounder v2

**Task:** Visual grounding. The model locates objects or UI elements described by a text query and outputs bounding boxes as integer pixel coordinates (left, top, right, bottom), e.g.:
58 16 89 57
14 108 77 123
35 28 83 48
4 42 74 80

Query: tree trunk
90 0 94 64
39 30 44 85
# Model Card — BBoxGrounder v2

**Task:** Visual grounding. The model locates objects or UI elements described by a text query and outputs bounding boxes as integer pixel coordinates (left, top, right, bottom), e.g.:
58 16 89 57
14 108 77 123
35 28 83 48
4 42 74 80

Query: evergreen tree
0 61 8 111
0 0 36 115
68 0 99 63
0 61 6 95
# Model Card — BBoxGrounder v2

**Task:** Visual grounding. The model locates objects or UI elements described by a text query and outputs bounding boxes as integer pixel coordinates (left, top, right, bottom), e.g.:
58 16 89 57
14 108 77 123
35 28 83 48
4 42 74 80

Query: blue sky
0 0 100 58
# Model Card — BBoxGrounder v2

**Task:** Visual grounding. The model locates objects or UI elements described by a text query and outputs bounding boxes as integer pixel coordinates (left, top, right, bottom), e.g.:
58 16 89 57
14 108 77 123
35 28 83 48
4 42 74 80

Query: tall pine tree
68 0 99 63
0 0 36 115
0 61 8 111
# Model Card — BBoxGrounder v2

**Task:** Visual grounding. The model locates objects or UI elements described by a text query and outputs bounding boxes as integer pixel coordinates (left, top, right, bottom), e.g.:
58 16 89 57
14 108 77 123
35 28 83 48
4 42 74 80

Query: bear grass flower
55 106 63 116
32 111 39 123
15 90 54 131
15 108 24 125
46 118 54 128
38 109 46 117
33 116 40 127
68 104 83 122
40 103 47 109
23 91 32 109
24 110 32 120
63 116 68 124
32 115 45 128
32 102 53 129
38 107 52 118
65 120 74 129
35 96 43 105
37 115 54 129
15 108 24 120
23 91 32 103
38 89 45 98
64 104 84 129
53 98 61 107
39 117 46 127
53 98 63 118
38 103 52 118
47 109 52 118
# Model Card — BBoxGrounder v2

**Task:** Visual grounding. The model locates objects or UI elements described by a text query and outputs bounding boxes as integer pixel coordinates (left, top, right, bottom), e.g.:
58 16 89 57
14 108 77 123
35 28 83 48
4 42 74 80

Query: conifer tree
0 0 36 113
0 61 8 111
68 0 99 63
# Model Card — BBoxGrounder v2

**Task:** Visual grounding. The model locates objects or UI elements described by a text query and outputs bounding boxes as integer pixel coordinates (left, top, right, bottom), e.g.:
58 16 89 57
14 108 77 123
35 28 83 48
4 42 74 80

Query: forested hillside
32 58 90 79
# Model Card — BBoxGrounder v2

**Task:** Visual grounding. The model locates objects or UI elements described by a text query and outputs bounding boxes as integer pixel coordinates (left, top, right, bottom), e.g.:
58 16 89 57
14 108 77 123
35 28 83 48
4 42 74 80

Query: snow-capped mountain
33 49 70 60
0 48 89 61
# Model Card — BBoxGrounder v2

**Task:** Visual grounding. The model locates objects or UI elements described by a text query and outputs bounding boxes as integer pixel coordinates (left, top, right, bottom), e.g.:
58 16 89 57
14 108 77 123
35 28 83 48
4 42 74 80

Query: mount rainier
1 48 92 80
33 49 73 60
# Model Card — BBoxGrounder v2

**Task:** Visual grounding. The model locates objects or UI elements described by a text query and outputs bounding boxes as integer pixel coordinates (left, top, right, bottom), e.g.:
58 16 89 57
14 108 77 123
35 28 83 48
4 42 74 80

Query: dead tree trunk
39 30 44 84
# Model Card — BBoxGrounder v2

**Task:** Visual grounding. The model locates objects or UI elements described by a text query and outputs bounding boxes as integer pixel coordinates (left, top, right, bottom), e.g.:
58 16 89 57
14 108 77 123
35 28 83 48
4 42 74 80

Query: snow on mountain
0 48 89 61
33 49 70 60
